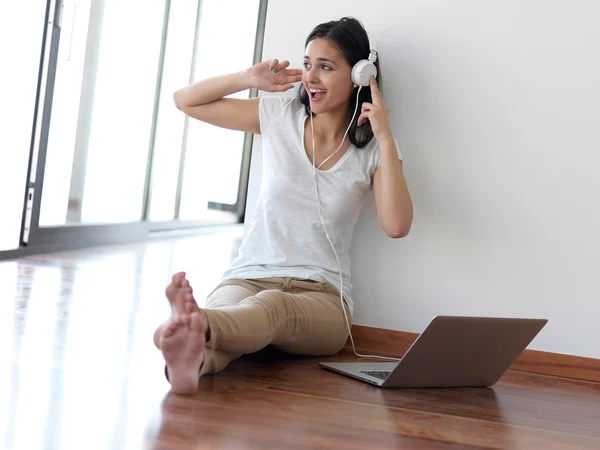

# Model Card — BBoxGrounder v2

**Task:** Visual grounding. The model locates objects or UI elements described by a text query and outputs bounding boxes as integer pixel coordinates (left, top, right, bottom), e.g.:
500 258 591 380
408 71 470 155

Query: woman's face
303 38 355 114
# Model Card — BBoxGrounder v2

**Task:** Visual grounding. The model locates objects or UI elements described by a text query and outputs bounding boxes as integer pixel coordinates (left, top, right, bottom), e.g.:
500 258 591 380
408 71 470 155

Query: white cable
310 86 401 362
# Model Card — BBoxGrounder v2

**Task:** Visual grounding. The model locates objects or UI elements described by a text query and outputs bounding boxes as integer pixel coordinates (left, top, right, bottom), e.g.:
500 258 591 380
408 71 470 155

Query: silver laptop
319 316 547 388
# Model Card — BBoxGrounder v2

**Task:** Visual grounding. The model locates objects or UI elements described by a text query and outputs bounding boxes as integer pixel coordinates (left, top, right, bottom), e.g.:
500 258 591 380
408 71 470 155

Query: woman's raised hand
246 59 303 93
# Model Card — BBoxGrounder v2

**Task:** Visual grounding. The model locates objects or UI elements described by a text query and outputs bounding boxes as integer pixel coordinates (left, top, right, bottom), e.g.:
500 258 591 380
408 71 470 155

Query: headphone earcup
351 59 377 87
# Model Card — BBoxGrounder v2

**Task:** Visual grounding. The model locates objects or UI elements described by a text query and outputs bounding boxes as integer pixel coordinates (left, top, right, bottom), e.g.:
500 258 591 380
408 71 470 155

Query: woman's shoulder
260 94 304 112
352 134 379 158
356 135 401 156
350 135 402 178
259 95 305 133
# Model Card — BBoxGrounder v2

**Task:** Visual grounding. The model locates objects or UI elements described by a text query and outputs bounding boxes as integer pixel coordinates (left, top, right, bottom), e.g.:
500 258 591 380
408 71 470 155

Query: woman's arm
173 59 302 135
373 138 413 238
358 76 413 238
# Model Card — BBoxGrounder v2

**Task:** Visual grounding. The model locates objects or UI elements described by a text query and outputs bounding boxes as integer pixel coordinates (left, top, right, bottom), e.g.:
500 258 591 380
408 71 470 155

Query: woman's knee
240 289 288 311
205 282 257 309
273 318 350 356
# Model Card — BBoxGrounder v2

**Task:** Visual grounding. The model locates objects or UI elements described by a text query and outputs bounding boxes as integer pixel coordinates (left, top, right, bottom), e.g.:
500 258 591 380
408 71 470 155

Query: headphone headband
367 34 378 64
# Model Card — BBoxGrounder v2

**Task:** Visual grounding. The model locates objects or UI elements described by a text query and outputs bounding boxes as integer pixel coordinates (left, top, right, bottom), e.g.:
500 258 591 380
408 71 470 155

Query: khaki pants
198 277 351 377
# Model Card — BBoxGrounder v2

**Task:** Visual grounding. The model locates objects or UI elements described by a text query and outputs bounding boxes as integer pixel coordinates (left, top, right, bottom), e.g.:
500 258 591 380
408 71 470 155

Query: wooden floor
2 229 600 450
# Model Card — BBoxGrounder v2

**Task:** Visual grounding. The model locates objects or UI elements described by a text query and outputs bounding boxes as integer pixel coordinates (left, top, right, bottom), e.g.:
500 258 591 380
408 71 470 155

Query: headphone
351 36 378 87
309 32 400 362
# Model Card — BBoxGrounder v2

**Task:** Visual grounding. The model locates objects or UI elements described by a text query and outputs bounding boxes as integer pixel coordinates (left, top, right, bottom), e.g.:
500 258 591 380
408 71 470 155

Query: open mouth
309 88 327 101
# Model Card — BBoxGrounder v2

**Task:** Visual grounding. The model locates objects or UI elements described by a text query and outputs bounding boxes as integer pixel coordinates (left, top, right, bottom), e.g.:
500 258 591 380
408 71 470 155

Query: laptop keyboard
360 370 391 381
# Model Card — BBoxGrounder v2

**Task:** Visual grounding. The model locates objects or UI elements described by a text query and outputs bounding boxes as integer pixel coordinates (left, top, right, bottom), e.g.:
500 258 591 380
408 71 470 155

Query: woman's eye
302 62 331 71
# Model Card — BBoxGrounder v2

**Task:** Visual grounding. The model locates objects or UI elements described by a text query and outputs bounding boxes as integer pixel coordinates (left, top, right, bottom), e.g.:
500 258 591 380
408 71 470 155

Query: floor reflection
0 229 242 450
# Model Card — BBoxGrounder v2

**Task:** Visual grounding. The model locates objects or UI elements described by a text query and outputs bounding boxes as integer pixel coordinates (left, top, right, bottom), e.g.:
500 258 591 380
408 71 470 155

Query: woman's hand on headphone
357 75 393 140
247 59 303 93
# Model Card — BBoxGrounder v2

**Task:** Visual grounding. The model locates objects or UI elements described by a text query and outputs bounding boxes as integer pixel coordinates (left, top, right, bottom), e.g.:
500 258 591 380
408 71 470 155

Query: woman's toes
163 324 175 338
165 282 176 298
172 272 184 283
174 272 186 287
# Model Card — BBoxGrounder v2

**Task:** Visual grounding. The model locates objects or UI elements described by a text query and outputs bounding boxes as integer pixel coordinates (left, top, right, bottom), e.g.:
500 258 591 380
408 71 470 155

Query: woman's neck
310 103 351 143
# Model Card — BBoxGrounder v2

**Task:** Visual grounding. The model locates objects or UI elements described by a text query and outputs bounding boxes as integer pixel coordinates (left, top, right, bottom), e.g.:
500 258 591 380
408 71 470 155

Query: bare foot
166 272 199 316
154 272 202 348
160 311 207 394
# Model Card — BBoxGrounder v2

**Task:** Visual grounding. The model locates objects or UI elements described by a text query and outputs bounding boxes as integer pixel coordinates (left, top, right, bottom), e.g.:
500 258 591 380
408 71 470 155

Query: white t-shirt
221 95 403 313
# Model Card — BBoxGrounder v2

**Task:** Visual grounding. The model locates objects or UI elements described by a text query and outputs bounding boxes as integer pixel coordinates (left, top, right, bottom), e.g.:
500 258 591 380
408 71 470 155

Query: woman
153 17 413 394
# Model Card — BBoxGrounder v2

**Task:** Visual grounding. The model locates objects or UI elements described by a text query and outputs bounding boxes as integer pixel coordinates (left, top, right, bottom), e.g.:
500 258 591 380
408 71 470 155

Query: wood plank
345 324 600 383
155 389 488 449
149 378 600 450
215 349 600 439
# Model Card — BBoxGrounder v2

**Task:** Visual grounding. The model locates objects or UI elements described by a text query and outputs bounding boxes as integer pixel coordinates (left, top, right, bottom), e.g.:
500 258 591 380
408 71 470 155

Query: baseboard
344 324 600 383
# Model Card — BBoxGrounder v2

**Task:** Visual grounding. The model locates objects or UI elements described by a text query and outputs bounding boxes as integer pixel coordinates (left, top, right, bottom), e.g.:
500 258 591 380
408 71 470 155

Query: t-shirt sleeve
370 137 403 183
258 95 293 135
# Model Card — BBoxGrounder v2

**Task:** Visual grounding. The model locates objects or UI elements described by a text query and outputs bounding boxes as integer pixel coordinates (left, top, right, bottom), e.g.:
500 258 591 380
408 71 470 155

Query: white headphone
351 36 378 86
309 32 400 362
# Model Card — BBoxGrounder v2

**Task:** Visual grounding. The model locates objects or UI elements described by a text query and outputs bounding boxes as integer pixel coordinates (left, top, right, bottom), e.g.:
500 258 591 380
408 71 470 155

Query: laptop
319 316 547 388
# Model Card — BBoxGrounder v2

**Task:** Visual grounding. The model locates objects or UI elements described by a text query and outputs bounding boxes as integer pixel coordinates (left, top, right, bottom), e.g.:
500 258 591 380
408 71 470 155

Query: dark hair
298 17 381 149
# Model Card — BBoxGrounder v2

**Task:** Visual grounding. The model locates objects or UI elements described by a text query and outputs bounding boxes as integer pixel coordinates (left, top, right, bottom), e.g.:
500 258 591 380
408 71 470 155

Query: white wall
246 0 600 358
